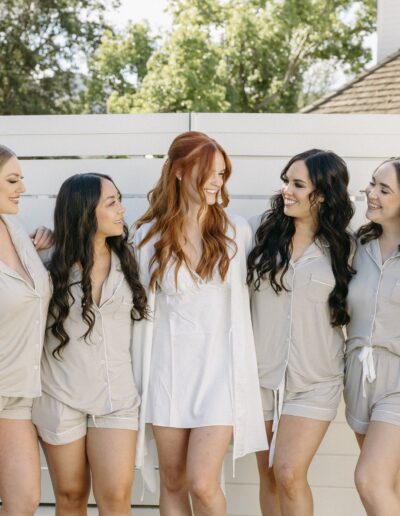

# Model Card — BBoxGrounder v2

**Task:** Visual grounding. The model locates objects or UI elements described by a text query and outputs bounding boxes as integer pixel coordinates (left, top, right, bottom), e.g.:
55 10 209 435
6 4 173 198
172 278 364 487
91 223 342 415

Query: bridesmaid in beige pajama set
0 145 51 515
31 173 148 515
344 157 400 515
248 149 355 516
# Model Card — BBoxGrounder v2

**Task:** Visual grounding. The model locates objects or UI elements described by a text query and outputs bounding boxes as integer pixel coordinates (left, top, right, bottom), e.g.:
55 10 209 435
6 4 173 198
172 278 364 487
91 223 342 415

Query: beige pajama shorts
0 396 33 420
344 347 400 434
261 382 343 422
32 392 139 445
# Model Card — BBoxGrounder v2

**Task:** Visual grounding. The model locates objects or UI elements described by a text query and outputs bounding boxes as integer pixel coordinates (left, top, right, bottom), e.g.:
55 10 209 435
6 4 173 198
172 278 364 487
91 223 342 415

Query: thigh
152 426 191 475
274 415 330 473
41 437 90 495
358 421 400 480
87 428 136 493
0 419 40 499
187 426 232 481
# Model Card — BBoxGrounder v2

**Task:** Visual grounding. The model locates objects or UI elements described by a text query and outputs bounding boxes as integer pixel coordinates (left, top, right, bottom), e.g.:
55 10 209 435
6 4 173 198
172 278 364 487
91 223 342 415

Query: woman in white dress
132 131 267 515
0 144 52 515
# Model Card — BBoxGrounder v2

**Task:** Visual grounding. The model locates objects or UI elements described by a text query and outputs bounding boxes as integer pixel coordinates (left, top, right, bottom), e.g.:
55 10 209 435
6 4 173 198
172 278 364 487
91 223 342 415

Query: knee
96 486 131 511
354 464 377 502
56 484 90 509
160 464 187 494
188 476 218 506
274 462 304 500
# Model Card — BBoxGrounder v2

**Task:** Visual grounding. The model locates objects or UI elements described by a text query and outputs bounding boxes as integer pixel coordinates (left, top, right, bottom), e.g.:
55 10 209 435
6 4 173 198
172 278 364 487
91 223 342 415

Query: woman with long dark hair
32 173 148 515
248 149 354 516
132 131 267 515
0 144 51 515
344 158 400 515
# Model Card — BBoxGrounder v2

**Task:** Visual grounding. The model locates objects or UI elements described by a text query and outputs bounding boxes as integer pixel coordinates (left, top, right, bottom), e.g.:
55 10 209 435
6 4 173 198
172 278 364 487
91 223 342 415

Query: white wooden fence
2 113 400 516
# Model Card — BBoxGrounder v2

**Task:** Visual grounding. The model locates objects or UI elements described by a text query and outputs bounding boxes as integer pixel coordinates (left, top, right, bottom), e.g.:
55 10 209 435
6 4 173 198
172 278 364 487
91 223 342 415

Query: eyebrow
376 181 394 192
104 194 120 201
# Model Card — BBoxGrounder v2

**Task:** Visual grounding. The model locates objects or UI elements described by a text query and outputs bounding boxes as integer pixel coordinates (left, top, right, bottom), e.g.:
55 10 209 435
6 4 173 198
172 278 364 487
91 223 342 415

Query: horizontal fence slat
0 113 189 135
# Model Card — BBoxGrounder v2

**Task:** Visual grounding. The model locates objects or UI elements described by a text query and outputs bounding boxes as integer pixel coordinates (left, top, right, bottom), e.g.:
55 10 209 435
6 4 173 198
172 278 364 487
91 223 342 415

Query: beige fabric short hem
0 396 33 420
344 348 400 434
32 392 139 445
261 383 342 422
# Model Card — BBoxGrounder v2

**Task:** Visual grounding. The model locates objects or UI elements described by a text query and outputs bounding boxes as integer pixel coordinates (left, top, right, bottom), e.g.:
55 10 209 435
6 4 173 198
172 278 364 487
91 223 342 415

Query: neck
93 235 109 257
184 204 205 228
379 219 400 245
294 216 317 241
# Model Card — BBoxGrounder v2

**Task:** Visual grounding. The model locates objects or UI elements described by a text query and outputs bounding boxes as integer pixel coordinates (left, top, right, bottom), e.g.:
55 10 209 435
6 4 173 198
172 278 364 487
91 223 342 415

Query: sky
106 0 171 32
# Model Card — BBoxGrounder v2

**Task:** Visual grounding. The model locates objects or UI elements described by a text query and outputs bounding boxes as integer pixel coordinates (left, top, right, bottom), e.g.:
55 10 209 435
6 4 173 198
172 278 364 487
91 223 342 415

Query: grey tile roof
302 49 400 113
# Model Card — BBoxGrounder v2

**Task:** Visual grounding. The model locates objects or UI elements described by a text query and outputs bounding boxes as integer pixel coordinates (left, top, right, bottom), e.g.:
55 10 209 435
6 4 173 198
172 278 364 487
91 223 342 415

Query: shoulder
129 222 154 247
227 213 252 241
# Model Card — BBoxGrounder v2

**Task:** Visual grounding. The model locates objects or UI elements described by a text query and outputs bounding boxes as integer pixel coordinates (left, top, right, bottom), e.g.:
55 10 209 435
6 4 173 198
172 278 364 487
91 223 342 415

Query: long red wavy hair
136 131 236 289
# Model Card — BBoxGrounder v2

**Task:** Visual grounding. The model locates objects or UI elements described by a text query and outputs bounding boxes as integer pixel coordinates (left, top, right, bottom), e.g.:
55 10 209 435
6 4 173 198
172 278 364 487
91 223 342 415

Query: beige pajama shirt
345 239 400 433
0 215 51 419
32 252 140 444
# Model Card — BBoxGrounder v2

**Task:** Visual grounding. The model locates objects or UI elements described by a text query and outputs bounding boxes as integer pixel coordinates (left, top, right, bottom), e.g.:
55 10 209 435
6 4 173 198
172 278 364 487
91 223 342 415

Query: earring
177 176 182 181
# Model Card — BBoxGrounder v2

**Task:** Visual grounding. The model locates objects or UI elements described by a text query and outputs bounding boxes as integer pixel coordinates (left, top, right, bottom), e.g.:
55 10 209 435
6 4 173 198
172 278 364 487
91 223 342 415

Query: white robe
131 213 268 491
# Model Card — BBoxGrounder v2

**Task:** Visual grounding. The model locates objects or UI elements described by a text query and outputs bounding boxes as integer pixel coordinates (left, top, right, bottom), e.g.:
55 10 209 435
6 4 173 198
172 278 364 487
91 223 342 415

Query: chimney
377 0 400 61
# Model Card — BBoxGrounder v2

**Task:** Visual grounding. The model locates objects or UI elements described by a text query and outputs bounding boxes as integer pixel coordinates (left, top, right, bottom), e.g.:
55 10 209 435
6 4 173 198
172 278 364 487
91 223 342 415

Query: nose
18 179 26 194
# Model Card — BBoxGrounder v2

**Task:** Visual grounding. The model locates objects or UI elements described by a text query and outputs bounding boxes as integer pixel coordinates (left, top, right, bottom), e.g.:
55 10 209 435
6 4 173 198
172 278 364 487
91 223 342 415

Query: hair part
136 131 236 289
357 157 400 246
247 149 355 327
48 173 148 358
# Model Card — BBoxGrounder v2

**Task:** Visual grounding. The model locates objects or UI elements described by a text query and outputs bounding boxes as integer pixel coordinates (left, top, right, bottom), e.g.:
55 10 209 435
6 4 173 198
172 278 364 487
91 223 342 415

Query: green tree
109 0 228 113
105 0 376 113
83 22 155 113
0 0 119 114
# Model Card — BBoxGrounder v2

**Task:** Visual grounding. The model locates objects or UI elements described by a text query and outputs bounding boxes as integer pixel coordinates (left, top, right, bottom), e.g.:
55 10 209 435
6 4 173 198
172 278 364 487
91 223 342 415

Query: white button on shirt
251 241 345 393
40 252 139 415
0 215 51 397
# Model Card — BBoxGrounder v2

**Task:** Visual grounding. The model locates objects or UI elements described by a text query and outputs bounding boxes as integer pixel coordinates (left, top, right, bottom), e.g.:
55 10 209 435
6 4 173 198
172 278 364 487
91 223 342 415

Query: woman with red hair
132 131 267 514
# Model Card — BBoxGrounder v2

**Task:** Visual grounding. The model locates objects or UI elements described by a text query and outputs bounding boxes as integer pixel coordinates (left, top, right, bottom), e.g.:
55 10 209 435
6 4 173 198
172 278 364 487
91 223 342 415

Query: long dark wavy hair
48 173 148 359
247 149 355 327
357 157 400 246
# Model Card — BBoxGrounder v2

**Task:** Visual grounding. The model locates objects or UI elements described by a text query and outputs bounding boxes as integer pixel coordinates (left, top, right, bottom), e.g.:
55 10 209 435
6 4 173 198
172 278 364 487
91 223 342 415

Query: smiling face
281 159 321 222
0 156 26 214
95 178 126 239
183 151 226 210
365 162 400 225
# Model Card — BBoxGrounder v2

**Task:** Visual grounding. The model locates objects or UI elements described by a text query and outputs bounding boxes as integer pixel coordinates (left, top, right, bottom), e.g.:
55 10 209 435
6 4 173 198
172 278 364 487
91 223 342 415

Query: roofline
301 48 400 113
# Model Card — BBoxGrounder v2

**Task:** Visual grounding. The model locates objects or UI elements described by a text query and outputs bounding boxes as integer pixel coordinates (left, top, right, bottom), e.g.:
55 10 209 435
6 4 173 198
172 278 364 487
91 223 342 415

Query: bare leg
152 426 191 516
256 420 281 516
354 421 400 516
87 428 136 516
41 437 90 516
273 416 330 516
186 426 232 516
0 419 41 515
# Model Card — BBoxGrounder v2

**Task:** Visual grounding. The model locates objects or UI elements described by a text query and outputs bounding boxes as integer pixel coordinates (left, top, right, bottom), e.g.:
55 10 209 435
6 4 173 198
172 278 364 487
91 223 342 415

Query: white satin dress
145 262 234 428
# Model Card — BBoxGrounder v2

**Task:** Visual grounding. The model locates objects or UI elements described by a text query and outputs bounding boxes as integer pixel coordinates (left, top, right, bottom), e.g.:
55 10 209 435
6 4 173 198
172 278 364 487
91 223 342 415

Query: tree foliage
0 0 118 114
107 0 376 113
0 0 376 114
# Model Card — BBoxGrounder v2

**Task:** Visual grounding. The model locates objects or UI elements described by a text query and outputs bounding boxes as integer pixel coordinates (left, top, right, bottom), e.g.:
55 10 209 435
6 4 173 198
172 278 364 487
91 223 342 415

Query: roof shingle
302 49 400 114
